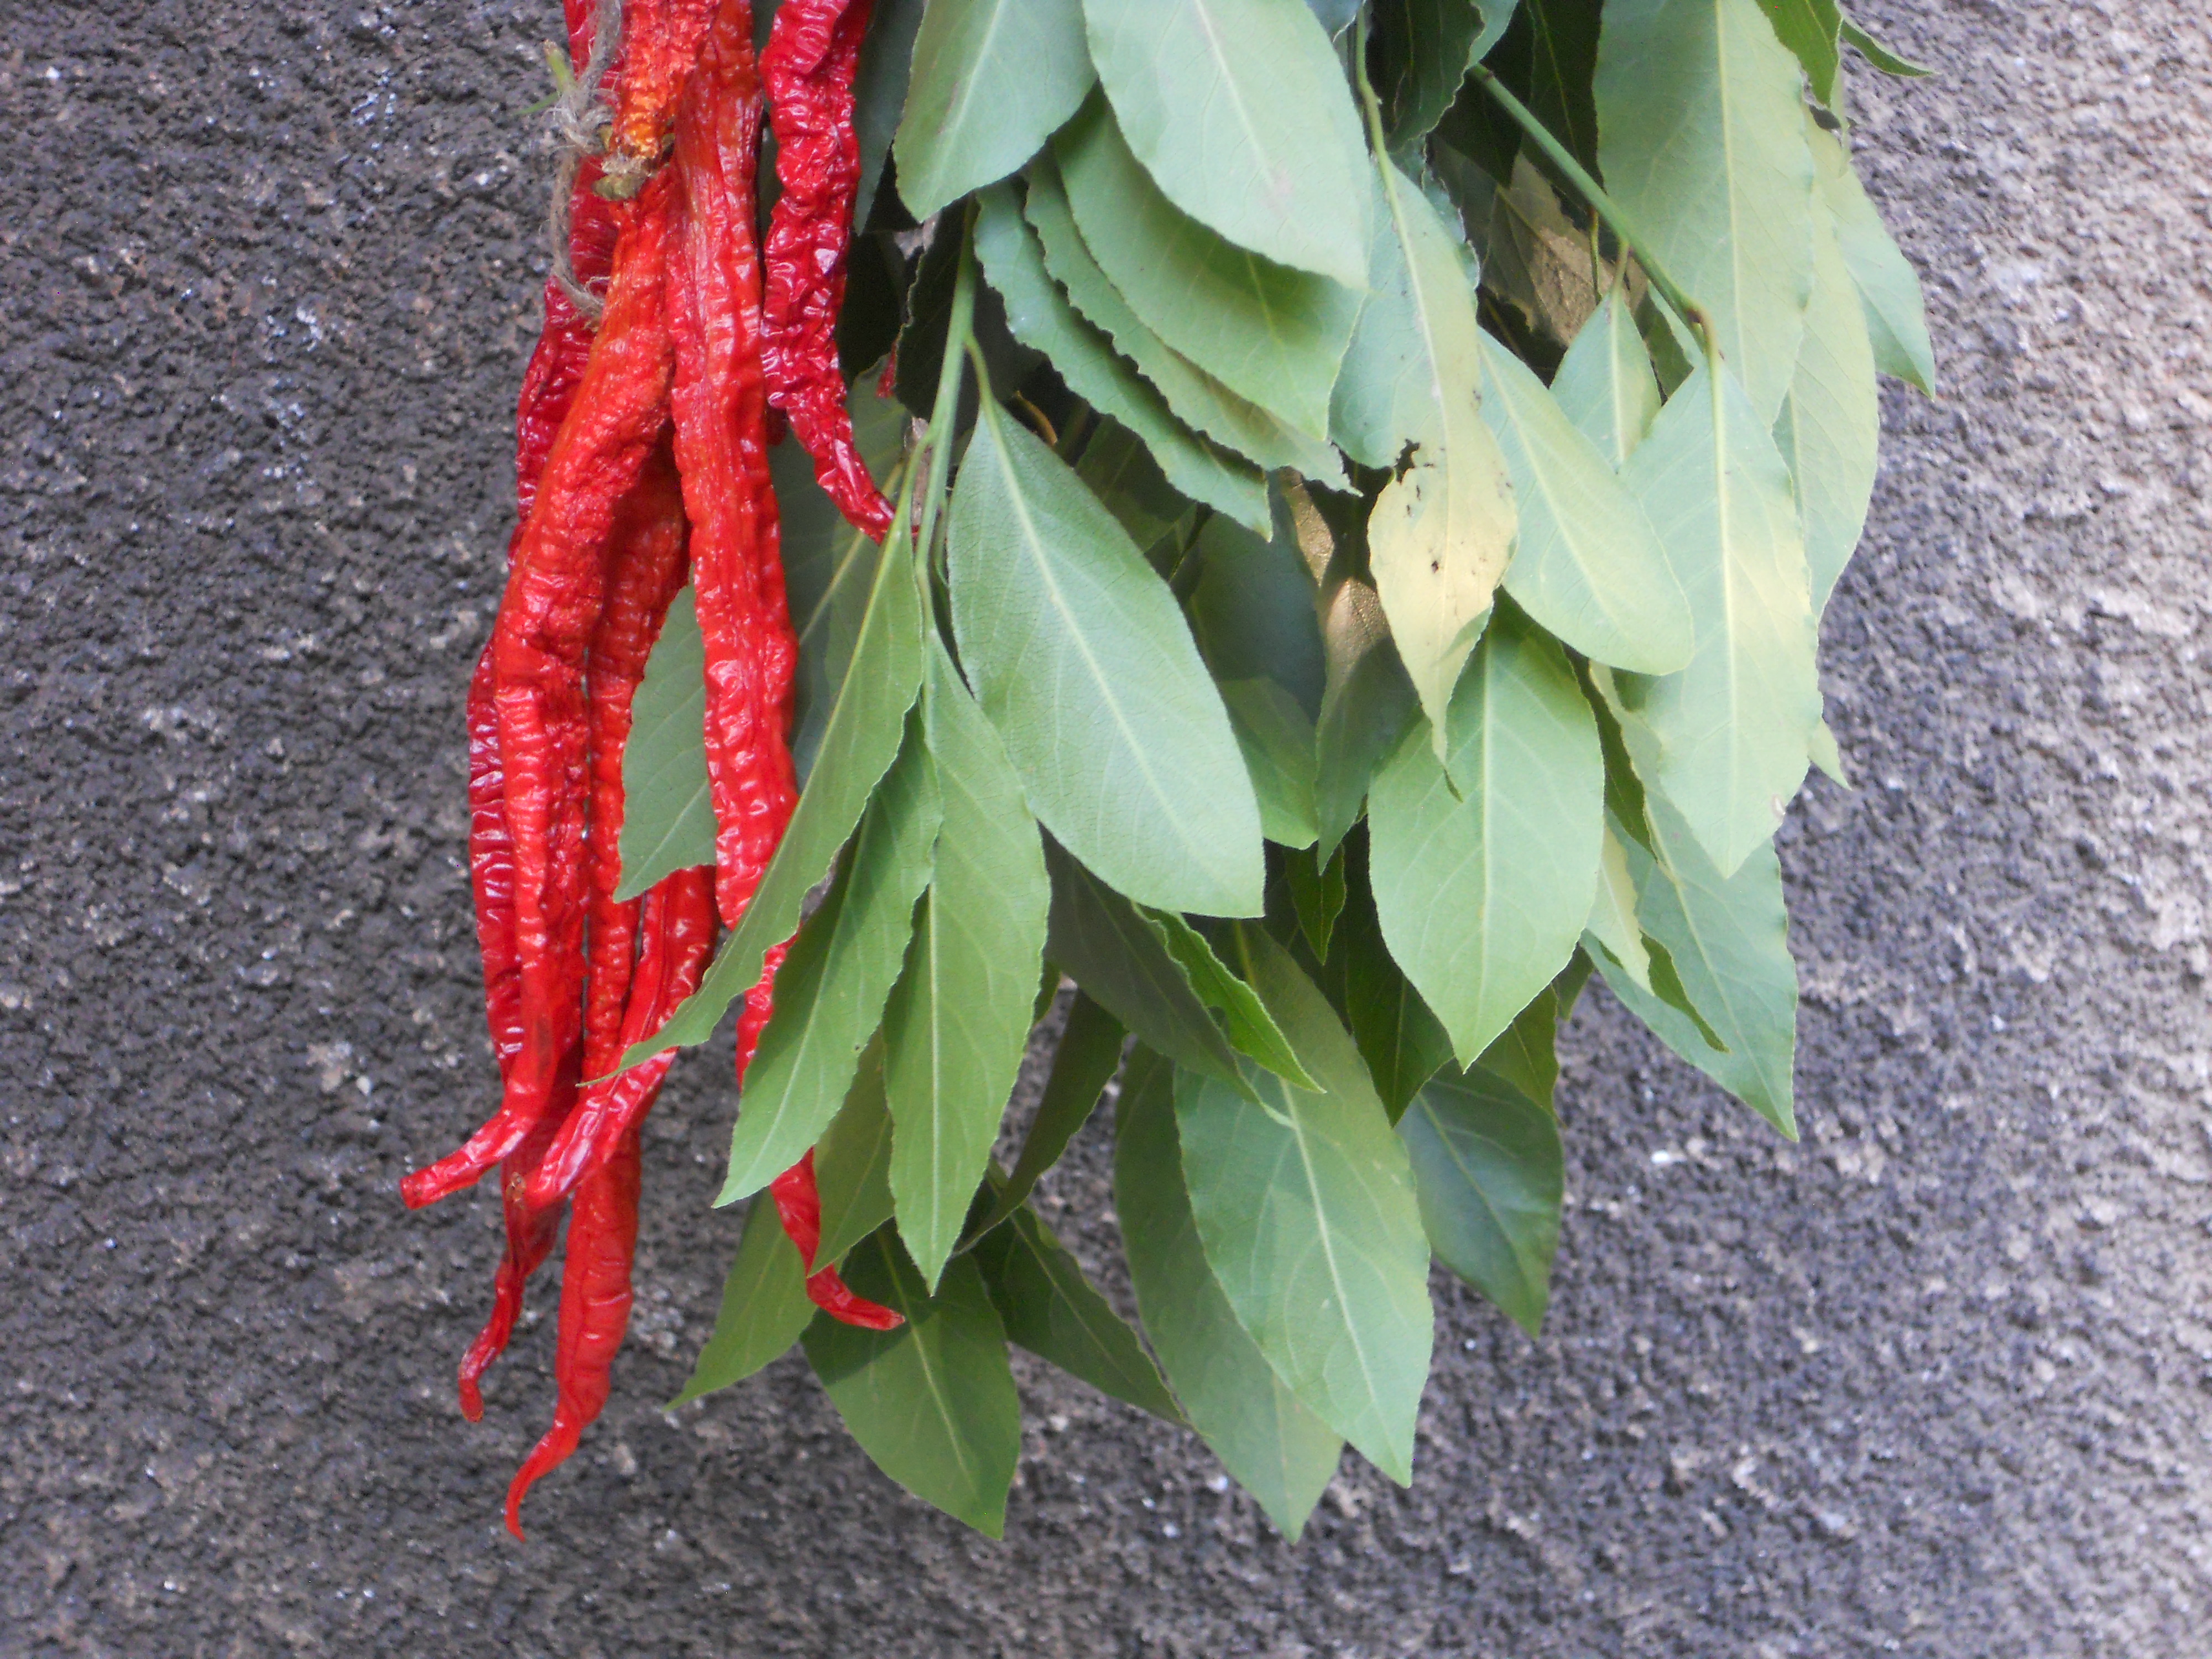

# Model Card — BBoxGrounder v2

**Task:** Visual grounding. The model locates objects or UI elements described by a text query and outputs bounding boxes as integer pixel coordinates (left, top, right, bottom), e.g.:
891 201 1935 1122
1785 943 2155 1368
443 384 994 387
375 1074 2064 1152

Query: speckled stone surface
4 2 2208 1652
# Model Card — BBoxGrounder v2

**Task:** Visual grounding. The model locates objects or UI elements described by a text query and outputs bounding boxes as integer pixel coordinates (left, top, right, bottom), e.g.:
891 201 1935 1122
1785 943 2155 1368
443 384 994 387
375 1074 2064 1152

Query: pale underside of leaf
1595 0 1819 422
1479 332 1692 675
1368 612 1605 1066
1777 181 1879 618
893 0 1095 220
1024 155 1345 483
1615 363 1820 878
972 182 1269 531
1054 96 1361 443
1080 0 1371 286
1356 156 1517 754
1808 119 1937 394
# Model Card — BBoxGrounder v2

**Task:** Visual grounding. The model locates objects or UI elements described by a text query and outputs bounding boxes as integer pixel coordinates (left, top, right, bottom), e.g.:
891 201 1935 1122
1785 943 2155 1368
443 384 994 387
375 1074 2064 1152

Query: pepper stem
909 206 980 578
1464 63 1718 363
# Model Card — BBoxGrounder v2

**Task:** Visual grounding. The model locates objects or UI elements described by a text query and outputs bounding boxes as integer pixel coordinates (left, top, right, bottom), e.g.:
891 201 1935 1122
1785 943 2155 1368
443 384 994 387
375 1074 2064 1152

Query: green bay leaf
894 0 1095 220
630 493 926 1068
1616 363 1819 877
615 586 718 902
804 1238 1022 1537
972 1204 1184 1422
1751 0 1843 107
1777 172 1879 618
1550 288 1663 469
670 1196 815 1405
1080 0 1370 285
1221 678 1321 850
854 0 927 229
1840 14 1931 77
948 399 1264 917
1114 1048 1343 1540
1401 1065 1564 1335
1598 784 1799 1137
1145 907 1319 1091
1595 0 1818 421
780 385 912 786
1043 838 1245 1088
1370 0 1489 150
1315 855 1454 1121
1342 155 1518 755
1479 332 1692 675
813 1036 899 1269
1809 119 1936 393
718 717 942 1203
1055 95 1360 441
1174 932 1434 1483
964 990 1126 1242
1024 155 1344 482
883 640 1051 1288
1519 0 1601 171
1368 609 1603 1066
972 182 1268 531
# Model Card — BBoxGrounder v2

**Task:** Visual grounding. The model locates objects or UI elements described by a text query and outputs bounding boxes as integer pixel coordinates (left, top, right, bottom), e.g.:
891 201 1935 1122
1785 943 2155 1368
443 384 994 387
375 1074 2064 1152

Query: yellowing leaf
1349 157 1517 761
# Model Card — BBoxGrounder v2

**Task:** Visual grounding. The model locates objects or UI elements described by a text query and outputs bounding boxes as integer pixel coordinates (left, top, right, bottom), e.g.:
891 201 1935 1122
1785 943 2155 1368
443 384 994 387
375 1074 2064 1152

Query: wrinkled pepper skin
669 0 801 935
530 867 717 1206
504 1124 645 1538
401 176 681 1213
580 443 692 1082
456 1102 569 1422
604 0 724 192
760 0 894 538
455 645 566 1421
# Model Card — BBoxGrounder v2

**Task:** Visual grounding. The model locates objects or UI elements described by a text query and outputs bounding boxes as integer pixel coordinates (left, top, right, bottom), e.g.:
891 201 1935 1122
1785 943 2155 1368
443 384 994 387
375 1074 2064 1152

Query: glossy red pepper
760 0 894 538
769 1150 904 1330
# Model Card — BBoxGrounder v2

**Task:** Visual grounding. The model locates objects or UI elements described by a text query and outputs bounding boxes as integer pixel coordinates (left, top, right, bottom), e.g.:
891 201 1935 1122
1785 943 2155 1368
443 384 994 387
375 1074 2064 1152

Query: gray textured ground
5 1 2209 1653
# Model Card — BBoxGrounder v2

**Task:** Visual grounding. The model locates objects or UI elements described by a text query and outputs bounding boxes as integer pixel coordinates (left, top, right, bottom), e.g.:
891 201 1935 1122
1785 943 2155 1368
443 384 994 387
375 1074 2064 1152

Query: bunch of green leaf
610 0 1935 1540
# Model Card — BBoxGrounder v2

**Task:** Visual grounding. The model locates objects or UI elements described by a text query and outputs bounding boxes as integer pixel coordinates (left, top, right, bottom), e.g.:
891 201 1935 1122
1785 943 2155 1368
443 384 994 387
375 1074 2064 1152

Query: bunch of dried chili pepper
401 0 899 1538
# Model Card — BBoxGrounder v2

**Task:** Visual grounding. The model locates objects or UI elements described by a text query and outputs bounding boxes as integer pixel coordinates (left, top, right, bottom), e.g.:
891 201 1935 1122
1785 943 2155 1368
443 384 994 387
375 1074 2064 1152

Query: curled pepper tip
398 1168 445 1211
805 1267 905 1332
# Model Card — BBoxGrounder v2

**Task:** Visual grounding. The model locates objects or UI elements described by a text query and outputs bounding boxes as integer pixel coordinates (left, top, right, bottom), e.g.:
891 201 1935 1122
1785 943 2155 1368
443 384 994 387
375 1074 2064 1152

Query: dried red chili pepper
403 174 681 1211
505 1123 645 1538
667 0 802 938
581 444 691 1074
456 1104 569 1422
449 437 680 1412
531 867 717 1204
447 93 619 1404
453 645 572 1421
760 0 895 538
769 1150 904 1329
601 0 724 197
